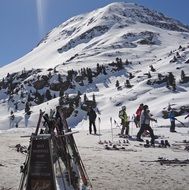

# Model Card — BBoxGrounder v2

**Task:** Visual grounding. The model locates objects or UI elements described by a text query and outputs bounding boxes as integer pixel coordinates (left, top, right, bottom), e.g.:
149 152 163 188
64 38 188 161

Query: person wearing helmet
136 105 157 144
119 106 130 137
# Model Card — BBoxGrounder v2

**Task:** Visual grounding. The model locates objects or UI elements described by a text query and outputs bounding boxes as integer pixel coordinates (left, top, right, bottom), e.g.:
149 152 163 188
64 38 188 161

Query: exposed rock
50 81 70 91
33 79 48 90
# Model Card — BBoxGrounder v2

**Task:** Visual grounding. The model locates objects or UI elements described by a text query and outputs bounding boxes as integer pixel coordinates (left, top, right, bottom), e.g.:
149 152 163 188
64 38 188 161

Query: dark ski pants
121 122 129 136
170 121 175 132
134 117 140 128
89 120 97 134
137 124 155 143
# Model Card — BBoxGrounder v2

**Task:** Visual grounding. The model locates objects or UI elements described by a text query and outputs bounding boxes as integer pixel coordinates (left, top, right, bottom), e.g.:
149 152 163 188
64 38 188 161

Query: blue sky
0 0 189 67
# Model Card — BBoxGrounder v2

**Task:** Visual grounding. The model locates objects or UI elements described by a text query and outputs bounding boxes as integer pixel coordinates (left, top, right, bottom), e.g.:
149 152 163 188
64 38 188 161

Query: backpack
119 110 123 118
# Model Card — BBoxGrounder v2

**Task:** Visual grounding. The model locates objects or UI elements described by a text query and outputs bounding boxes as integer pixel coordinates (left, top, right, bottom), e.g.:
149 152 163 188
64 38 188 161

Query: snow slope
0 2 189 131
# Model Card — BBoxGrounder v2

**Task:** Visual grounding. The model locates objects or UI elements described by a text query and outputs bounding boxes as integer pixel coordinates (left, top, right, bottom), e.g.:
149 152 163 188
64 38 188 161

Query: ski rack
18 108 92 190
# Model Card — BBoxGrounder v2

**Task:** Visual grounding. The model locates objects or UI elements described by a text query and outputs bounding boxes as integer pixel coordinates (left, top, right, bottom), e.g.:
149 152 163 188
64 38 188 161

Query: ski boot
160 140 165 148
98 140 103 145
164 140 170 147
105 144 111 150
137 138 144 142
112 144 119 150
144 139 150 148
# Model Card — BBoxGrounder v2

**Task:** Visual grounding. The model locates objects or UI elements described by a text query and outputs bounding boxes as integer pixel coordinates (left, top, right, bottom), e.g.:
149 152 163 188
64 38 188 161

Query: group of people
118 103 189 144
119 104 157 144
86 103 189 146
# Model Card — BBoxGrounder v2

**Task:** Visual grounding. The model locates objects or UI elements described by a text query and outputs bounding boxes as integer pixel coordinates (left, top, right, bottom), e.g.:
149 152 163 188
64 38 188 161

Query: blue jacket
168 111 175 122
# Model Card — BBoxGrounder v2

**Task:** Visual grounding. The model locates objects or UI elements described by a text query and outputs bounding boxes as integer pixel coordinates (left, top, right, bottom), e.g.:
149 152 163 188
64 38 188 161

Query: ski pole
98 117 101 142
130 116 133 136
110 117 113 142
114 120 121 129
175 118 186 127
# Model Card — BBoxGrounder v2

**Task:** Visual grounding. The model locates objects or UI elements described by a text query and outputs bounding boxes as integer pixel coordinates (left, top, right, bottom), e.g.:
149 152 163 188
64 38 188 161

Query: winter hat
122 106 126 110
143 105 148 110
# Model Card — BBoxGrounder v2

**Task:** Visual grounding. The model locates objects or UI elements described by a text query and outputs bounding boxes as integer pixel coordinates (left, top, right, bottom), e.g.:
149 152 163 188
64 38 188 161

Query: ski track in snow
0 127 189 190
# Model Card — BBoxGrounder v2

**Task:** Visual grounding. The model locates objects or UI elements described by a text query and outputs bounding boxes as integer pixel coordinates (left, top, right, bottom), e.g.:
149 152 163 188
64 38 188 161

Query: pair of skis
57 107 92 189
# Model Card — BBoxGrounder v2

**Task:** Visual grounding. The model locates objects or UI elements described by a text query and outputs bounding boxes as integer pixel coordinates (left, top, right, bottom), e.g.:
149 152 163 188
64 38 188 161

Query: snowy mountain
0 2 189 130
1 3 189 190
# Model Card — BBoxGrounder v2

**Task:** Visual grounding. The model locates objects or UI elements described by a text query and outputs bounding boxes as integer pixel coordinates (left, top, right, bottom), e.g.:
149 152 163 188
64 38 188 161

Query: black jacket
87 109 97 121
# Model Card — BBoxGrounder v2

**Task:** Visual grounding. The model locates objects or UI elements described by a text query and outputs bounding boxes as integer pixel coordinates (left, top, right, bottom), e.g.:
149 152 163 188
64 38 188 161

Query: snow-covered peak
58 2 189 34
94 2 189 32
1 2 189 77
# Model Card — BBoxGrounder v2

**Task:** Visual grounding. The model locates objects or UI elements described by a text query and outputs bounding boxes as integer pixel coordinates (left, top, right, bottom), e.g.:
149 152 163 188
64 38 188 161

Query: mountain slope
0 2 189 130
1 2 189 76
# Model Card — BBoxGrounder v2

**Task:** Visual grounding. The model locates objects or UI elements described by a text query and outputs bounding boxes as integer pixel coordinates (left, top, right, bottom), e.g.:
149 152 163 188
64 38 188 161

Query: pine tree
92 94 96 103
172 79 176 91
116 80 120 88
176 52 181 58
129 72 134 79
84 94 87 103
77 90 81 96
48 71 52 79
158 73 162 81
148 72 152 78
150 65 156 72
58 74 62 83
102 65 107 75
87 68 93 83
25 102 31 115
181 70 186 82
125 80 132 88
46 89 52 100
166 76 170 88
117 58 123 70
168 72 175 86
96 63 101 75
59 88 64 97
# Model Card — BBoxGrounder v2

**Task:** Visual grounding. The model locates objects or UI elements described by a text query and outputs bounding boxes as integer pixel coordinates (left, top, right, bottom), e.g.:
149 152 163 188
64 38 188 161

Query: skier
136 105 157 144
87 107 97 134
168 109 176 132
119 106 130 137
134 103 143 128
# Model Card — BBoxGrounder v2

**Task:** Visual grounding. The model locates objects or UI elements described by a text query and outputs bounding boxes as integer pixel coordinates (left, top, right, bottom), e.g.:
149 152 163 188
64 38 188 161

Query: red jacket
136 107 143 118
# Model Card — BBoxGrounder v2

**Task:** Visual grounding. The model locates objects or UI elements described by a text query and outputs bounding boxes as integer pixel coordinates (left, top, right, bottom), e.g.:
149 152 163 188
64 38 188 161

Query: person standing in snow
119 106 130 137
87 107 97 134
134 103 143 128
136 105 157 144
168 109 176 132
